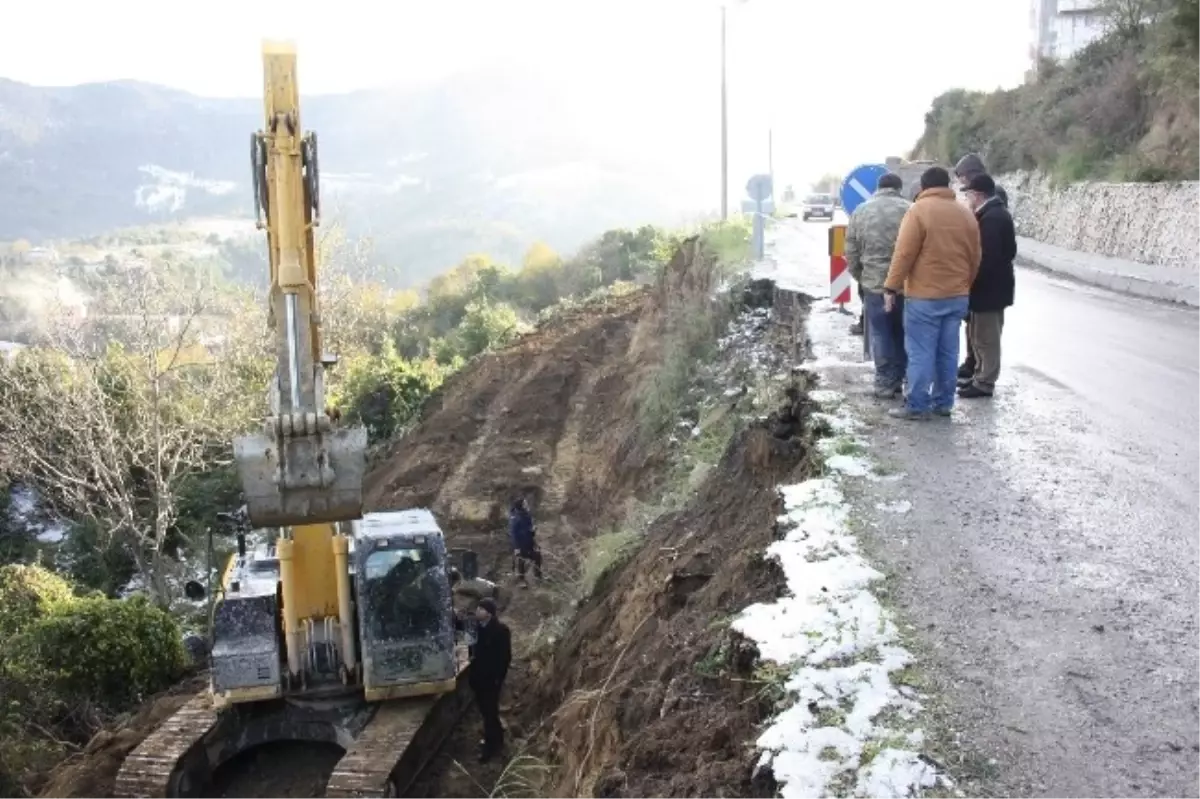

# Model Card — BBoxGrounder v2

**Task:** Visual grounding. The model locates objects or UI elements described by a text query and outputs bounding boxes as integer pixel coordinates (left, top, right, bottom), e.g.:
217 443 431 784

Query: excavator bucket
234 425 368 528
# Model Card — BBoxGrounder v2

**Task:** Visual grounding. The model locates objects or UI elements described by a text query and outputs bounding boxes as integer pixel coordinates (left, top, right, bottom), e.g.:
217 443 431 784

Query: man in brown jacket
882 167 980 420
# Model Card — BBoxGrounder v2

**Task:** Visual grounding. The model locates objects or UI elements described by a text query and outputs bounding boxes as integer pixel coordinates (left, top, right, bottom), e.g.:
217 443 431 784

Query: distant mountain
0 64 704 284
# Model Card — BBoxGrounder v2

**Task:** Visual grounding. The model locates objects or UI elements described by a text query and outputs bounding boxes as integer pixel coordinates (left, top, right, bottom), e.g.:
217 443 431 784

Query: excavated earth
39 239 817 798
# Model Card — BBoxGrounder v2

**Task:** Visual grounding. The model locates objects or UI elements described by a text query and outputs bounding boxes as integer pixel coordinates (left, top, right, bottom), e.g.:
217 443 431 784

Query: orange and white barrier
828 223 851 304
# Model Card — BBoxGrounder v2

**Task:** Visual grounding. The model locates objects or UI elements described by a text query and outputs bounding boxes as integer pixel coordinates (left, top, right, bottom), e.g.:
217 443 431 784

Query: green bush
12 594 185 710
1 571 184 795
450 299 523 360
0 564 75 640
334 342 446 444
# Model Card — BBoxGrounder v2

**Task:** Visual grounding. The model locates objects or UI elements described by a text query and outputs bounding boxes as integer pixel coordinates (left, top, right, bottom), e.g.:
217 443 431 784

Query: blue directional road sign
745 174 773 261
746 173 773 203
840 163 888 216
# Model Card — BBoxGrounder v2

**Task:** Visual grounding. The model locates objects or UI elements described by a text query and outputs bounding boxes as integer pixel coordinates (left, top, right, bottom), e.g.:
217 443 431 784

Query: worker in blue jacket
508 497 543 587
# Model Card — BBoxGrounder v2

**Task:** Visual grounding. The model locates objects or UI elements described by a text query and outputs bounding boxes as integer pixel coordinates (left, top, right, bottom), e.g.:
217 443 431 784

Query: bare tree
316 225 418 359
1099 0 1167 38
0 264 261 605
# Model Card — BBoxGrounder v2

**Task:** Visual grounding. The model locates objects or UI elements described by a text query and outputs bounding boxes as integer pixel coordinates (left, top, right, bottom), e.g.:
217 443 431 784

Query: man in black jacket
954 153 1010 382
958 173 1017 398
469 597 512 762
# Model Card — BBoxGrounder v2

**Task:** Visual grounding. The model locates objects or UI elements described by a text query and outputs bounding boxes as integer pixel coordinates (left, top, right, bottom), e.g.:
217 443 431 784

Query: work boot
958 384 993 399
849 320 864 336
887 407 931 421
873 385 902 399
957 362 974 380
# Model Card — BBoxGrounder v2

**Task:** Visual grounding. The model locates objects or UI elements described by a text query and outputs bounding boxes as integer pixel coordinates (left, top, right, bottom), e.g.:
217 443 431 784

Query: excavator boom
233 40 367 528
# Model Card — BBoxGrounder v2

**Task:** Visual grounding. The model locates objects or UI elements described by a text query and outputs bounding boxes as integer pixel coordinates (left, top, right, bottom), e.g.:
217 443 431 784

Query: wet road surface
769 219 1200 798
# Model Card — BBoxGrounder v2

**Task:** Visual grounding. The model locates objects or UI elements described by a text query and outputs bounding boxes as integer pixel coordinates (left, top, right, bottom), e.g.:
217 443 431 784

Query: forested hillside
0 62 701 284
913 0 1198 181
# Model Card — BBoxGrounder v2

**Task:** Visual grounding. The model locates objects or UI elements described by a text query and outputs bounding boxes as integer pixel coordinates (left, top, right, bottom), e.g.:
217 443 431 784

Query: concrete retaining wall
998 171 1199 271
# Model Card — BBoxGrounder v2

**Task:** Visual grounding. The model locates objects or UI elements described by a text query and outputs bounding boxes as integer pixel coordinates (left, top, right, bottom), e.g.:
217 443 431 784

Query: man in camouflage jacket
845 172 912 398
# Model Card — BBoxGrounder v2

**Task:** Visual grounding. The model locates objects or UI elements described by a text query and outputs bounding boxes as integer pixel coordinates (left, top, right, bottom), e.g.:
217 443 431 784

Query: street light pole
720 3 728 220
768 127 774 204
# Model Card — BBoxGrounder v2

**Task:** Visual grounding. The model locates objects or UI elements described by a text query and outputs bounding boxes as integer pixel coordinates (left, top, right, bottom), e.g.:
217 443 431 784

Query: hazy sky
4 0 1031 208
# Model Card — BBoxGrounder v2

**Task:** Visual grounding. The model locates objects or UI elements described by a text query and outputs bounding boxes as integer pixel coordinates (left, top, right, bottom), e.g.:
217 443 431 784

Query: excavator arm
234 40 367 528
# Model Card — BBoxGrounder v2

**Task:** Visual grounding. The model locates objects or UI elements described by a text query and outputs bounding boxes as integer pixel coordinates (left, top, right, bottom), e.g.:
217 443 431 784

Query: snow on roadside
736 225 952 798
734 392 949 799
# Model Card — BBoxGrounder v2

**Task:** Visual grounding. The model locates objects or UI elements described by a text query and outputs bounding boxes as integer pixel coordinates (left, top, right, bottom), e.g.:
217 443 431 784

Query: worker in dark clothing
953 153 1010 381
508 498 543 587
469 598 511 762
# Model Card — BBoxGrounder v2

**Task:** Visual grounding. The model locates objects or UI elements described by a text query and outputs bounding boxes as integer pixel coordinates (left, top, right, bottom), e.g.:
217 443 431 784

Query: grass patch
698 217 752 271
578 528 641 599
815 705 847 728
635 307 728 439
828 436 865 457
694 648 726 678
707 614 733 631
634 220 753 440
520 614 570 659
818 746 841 762
453 752 552 798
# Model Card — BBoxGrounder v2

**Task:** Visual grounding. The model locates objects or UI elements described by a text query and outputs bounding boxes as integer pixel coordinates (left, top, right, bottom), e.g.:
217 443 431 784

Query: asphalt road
769 218 1200 798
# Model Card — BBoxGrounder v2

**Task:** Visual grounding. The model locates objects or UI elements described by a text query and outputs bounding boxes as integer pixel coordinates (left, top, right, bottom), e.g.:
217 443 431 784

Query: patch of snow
737 217 948 796
7 483 69 545
134 164 236 213
734 473 947 797
825 454 872 477
36 526 65 544
812 410 859 434
854 749 944 798
809 389 845 405
807 356 874 370
876 500 913 515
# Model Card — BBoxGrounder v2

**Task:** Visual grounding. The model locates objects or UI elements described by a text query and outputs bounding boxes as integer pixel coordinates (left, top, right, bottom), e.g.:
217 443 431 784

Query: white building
1029 0 1107 72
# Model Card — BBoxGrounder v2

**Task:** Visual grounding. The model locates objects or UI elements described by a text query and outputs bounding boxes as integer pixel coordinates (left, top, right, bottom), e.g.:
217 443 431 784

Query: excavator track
114 664 471 798
115 695 219 798
327 677 472 797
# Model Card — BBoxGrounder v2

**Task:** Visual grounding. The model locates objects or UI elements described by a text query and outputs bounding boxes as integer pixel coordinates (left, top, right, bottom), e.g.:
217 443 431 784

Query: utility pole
720 4 729 220
768 127 774 205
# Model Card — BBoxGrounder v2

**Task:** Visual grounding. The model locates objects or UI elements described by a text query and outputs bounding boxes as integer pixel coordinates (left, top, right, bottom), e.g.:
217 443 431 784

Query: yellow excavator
114 41 475 798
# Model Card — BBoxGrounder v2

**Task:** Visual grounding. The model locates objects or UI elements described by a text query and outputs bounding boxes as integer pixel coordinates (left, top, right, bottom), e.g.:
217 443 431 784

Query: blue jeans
903 296 969 413
863 292 907 390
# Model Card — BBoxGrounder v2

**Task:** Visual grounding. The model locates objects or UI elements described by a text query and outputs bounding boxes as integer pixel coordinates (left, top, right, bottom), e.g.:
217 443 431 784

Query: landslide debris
387 238 818 797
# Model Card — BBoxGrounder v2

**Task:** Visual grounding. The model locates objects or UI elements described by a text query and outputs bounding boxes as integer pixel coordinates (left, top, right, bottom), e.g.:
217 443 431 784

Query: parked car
801 193 835 221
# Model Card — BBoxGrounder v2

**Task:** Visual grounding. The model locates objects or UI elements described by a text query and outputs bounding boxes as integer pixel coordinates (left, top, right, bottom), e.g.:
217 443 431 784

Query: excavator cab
355 511 459 700
205 509 465 705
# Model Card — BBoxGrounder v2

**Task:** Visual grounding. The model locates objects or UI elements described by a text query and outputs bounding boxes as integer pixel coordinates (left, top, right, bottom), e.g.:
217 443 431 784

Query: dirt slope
41 237 816 799
392 245 818 796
